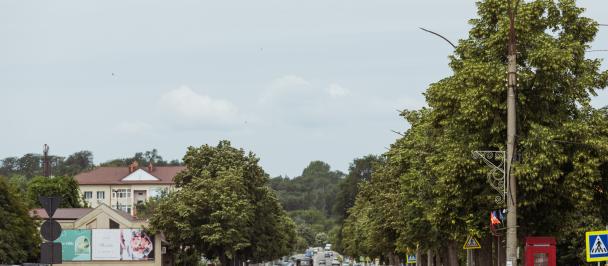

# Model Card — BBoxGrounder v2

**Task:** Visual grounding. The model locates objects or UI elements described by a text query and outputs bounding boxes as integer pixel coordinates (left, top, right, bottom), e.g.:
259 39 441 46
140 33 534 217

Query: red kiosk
524 236 556 266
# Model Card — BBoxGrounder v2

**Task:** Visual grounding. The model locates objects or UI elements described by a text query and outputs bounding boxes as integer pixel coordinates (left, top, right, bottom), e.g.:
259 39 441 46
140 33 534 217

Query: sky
1 0 607 177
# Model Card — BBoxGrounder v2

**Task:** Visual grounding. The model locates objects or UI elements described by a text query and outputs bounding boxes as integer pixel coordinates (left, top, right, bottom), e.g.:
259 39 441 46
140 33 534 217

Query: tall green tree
0 157 19 177
26 176 85 208
333 155 382 221
17 153 42 178
150 141 296 265
333 155 383 253
0 178 40 264
54 150 94 176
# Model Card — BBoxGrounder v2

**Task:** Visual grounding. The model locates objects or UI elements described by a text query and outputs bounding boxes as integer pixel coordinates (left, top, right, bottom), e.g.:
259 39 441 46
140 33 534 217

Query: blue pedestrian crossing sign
406 254 416 264
586 230 608 262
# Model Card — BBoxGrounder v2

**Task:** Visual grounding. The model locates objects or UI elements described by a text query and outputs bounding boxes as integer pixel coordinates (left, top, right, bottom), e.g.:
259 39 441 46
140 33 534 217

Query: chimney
129 161 139 173
147 162 154 172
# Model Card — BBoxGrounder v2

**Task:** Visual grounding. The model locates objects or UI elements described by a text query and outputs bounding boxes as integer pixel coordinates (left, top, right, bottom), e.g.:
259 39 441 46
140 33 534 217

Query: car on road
325 252 331 258
319 259 326 265
331 259 340 266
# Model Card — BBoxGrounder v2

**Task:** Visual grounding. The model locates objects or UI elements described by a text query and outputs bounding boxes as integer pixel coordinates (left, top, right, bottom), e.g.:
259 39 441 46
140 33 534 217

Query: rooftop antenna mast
43 144 51 177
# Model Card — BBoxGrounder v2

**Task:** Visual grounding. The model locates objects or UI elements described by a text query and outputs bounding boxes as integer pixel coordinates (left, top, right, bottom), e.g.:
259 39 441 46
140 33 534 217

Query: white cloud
114 121 152 135
259 75 312 104
327 83 350 98
159 86 240 127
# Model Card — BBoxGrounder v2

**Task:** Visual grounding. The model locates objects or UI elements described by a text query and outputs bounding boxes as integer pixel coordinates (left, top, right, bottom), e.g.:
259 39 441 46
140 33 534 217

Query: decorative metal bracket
472 151 506 205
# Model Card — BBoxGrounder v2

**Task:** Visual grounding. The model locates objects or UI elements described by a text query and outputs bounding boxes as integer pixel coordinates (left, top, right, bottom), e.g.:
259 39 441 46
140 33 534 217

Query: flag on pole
491 211 501 225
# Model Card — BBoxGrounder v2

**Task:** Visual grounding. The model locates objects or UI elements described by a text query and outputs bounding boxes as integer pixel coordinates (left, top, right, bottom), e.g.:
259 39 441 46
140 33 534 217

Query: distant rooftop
30 208 93 220
75 163 185 185
30 204 141 221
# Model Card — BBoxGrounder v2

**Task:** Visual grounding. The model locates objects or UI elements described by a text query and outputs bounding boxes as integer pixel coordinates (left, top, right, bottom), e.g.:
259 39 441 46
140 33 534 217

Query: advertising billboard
91 229 154 261
57 230 92 261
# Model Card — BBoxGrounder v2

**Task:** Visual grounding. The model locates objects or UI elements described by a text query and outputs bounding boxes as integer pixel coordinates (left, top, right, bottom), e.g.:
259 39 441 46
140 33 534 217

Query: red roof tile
75 166 185 185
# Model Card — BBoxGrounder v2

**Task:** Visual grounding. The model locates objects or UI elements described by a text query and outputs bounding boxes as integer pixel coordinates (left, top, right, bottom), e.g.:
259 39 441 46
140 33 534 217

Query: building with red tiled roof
74 162 185 216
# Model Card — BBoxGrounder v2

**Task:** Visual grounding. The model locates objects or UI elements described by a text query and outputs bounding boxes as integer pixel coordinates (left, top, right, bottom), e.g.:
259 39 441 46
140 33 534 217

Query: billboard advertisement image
121 229 154 260
92 229 154 261
57 229 92 261
92 229 121 260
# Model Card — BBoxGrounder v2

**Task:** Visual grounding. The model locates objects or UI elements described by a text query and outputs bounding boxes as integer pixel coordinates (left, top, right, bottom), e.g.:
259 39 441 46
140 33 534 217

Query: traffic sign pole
39 196 63 265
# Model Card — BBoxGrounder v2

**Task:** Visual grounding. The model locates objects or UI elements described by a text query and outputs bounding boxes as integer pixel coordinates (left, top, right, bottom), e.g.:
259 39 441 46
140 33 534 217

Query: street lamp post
505 1 519 265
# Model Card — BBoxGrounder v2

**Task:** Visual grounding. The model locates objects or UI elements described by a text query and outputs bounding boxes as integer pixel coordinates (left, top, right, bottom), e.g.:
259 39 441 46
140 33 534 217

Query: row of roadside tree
335 0 608 265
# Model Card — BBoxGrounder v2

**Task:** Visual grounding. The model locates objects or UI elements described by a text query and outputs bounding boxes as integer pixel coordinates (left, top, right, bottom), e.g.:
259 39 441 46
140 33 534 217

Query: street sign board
463 235 482 249
586 230 608 262
41 219 62 241
40 242 62 264
39 196 61 218
406 254 416 263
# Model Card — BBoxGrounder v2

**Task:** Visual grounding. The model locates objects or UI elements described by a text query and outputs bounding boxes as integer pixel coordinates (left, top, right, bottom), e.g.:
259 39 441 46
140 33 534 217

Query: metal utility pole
505 0 519 265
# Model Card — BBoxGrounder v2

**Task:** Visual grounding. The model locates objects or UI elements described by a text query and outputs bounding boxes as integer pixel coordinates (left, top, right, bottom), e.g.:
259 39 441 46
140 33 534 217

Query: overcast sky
1 1 606 177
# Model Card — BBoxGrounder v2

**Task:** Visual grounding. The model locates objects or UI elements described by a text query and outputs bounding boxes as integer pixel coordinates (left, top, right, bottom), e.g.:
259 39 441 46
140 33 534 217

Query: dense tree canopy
100 148 181 167
332 155 383 254
342 0 608 265
149 141 296 265
26 175 85 208
0 177 40 264
1 150 94 178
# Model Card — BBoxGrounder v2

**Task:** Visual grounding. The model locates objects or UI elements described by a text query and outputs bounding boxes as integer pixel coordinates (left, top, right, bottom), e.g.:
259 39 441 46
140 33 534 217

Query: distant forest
0 148 181 178
268 156 381 249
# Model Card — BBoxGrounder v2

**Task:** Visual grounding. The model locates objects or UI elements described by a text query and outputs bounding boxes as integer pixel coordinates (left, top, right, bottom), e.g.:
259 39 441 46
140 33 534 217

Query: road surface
313 250 341 266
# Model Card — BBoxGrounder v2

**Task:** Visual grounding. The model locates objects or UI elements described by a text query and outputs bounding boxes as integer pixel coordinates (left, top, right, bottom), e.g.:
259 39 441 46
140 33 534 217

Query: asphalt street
312 250 341 266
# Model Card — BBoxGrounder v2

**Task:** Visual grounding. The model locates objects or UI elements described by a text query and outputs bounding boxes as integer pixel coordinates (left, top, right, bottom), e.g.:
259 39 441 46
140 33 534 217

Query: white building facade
75 163 185 216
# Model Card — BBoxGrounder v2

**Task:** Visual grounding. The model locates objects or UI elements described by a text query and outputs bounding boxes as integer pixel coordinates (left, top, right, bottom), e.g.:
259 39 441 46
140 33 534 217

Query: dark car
319 259 326 265
325 252 331 258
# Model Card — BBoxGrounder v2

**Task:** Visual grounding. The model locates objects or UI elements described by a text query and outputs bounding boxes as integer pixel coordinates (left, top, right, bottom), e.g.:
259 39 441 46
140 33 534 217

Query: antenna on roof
43 144 51 177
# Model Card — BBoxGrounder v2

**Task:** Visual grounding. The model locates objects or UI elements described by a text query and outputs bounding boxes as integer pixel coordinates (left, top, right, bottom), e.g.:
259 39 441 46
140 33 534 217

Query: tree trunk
477 234 492 266
417 248 425 266
427 249 434 266
387 252 394 266
434 250 440 266
447 240 459 266
219 252 229 266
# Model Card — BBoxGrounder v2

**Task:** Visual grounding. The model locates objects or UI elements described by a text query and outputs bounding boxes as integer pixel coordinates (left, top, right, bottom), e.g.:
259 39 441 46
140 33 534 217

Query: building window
114 189 131 198
84 191 93 199
149 187 167 198
96 191 105 199
112 203 132 214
